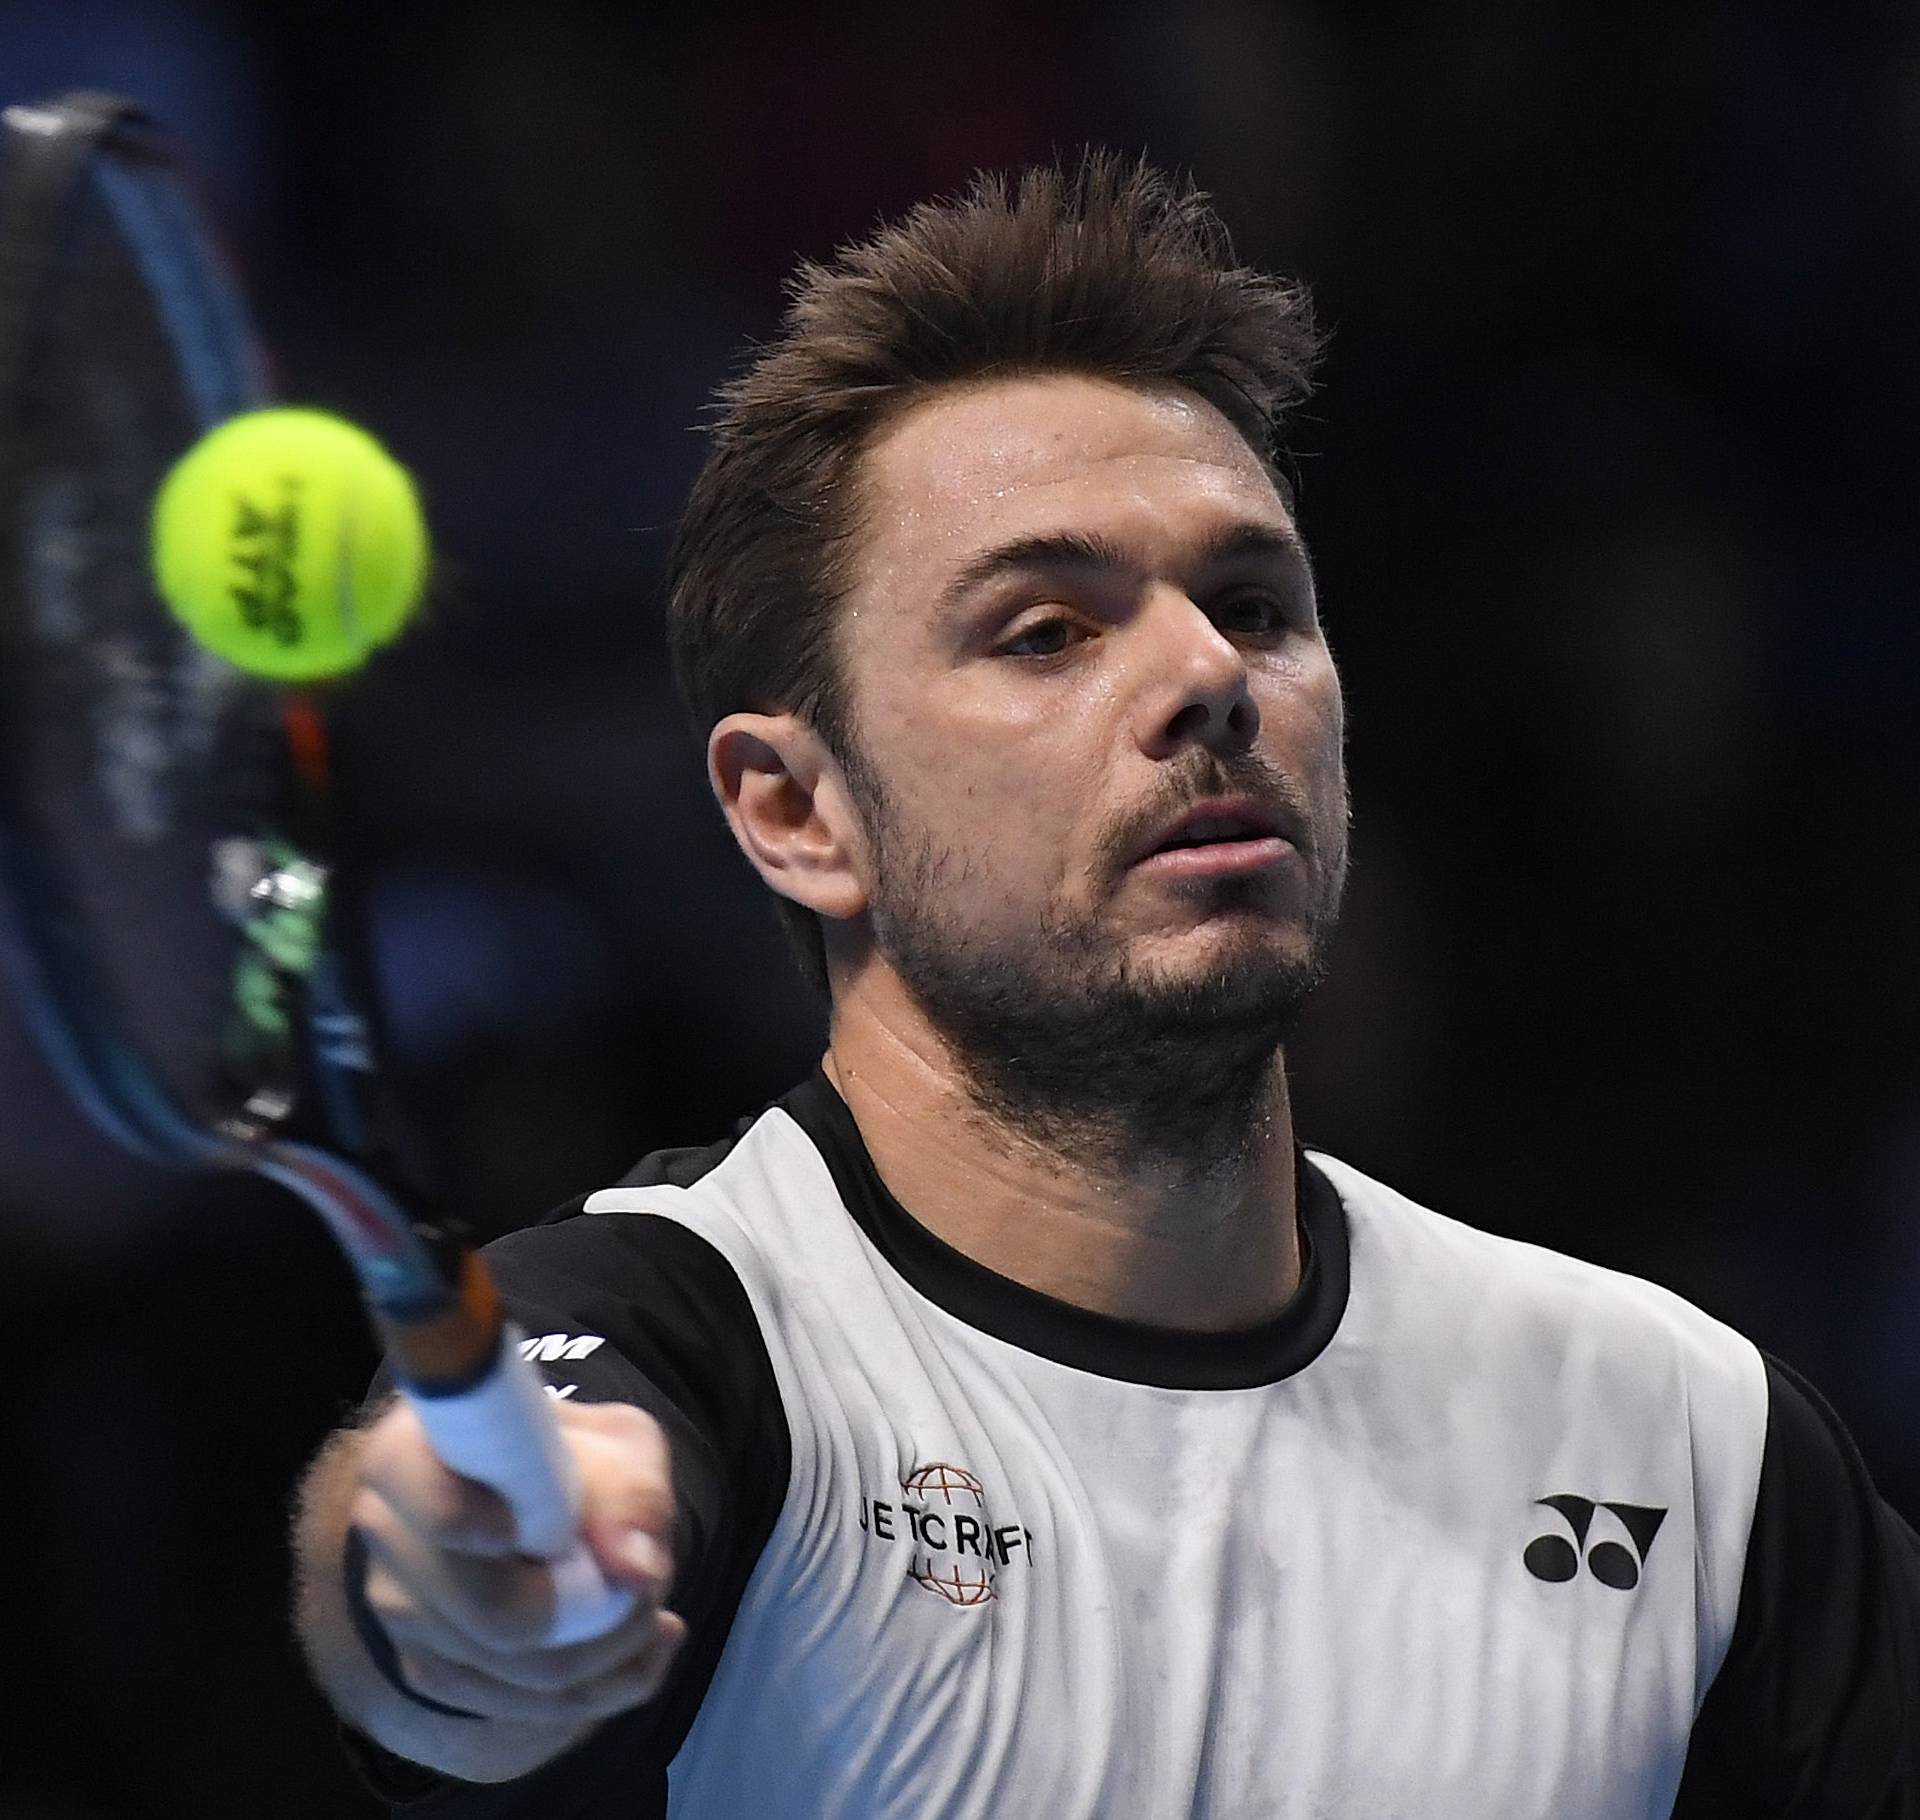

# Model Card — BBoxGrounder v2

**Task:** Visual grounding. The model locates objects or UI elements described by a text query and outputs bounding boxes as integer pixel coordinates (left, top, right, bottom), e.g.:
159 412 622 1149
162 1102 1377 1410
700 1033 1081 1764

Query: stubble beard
858 762 1346 1181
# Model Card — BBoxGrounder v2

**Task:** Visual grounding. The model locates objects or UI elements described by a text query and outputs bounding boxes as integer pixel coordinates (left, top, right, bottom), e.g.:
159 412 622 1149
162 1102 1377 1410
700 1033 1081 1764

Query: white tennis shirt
359 1072 1919 1818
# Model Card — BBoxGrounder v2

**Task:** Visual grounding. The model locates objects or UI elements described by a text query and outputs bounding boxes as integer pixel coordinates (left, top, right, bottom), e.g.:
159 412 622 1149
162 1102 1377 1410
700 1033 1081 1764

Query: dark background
2 2 1918 1812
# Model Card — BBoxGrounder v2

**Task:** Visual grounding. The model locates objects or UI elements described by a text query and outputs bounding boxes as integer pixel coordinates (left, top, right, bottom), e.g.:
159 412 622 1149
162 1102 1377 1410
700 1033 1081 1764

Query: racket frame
0 91 628 1636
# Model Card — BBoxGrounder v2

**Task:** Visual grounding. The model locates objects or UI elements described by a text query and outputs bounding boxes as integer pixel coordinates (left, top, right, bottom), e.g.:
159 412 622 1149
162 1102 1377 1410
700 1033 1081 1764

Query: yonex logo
518 1333 606 1364
1524 1494 1667 1590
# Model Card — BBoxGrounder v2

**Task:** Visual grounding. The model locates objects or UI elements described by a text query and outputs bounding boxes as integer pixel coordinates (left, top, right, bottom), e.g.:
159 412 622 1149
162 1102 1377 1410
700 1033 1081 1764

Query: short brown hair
667 151 1323 994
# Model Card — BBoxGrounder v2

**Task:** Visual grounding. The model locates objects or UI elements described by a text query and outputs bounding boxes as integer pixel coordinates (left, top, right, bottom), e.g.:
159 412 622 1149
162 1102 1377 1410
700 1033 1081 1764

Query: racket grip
406 1326 635 1646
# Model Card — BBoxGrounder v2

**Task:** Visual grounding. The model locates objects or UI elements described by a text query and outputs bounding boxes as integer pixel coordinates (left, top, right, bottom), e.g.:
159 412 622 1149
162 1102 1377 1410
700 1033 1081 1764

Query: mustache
1092 749 1314 877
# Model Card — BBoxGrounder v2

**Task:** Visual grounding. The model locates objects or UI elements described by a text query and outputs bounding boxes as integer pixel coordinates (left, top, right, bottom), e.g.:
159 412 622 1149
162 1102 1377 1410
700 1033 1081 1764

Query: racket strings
0 93 455 1314
3 133 279 1131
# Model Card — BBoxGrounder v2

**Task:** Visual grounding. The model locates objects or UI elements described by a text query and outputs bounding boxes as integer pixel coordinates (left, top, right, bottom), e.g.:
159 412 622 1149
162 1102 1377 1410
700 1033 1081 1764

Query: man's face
830 373 1349 1142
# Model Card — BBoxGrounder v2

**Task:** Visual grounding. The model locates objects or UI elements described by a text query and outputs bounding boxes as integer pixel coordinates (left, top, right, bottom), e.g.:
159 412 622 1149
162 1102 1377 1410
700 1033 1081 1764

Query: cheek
871 709 1107 900
1257 648 1343 755
1311 672 1347 777
885 669 1111 821
896 742 1094 858
1254 657 1348 836
1302 671 1351 851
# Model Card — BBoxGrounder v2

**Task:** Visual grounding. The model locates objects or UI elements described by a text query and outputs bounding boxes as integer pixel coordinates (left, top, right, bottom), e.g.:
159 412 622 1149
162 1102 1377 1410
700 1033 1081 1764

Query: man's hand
295 1396 687 1783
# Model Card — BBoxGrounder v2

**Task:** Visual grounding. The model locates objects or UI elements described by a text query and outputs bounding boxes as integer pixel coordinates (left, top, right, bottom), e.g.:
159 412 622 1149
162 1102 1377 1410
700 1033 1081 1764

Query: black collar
778 1070 1350 1391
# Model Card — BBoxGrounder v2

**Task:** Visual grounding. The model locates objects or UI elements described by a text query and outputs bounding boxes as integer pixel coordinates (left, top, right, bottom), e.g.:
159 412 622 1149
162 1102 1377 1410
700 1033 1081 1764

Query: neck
822 967 1302 1332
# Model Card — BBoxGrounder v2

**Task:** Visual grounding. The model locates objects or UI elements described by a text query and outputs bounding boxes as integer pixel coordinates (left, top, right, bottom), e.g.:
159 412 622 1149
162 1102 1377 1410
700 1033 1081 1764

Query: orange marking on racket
281 690 331 794
383 1251 506 1390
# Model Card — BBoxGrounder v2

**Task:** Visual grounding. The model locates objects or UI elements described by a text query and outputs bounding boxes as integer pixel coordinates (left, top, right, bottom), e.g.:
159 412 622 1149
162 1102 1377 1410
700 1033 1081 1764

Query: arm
292 1203 793 1809
291 1395 684 1785
1673 1355 1920 1815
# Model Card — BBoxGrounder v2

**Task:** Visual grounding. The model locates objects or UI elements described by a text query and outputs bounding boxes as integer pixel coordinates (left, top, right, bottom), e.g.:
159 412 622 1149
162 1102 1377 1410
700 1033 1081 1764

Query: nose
1134 590 1260 758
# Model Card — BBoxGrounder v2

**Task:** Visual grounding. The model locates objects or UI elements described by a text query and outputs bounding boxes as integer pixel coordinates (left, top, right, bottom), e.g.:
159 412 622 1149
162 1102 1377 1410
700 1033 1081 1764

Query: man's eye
1209 590 1289 636
998 617 1083 659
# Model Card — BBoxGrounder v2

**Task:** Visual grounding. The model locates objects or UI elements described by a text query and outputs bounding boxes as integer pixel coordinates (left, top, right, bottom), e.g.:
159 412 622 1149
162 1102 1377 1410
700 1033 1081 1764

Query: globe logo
901 1462 997 1606
902 1461 985 1507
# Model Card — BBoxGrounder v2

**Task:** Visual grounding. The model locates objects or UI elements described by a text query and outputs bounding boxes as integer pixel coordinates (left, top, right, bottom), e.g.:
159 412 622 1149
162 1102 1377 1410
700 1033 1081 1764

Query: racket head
0 98 638 1602
0 101 603 1560
0 92 277 1162
0 92 460 1324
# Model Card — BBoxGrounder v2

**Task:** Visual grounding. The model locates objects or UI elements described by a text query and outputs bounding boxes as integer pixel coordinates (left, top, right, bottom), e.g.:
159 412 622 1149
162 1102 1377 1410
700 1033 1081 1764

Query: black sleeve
344 1184 791 1819
1672 1353 1920 1816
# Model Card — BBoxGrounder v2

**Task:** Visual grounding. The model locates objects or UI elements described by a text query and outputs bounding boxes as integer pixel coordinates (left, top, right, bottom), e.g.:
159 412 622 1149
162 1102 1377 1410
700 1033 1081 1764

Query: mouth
1127 796 1304 879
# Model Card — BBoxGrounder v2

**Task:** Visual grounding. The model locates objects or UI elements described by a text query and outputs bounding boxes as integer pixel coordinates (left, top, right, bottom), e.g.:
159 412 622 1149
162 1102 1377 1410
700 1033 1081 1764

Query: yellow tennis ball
151 407 429 682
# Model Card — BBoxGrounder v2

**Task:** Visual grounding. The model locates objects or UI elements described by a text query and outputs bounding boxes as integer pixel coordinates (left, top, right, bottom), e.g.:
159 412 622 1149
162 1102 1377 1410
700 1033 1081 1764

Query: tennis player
291 156 1919 1817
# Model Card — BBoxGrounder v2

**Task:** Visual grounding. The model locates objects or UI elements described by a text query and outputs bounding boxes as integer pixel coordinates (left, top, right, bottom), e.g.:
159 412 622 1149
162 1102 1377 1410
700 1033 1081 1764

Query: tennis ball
151 407 429 682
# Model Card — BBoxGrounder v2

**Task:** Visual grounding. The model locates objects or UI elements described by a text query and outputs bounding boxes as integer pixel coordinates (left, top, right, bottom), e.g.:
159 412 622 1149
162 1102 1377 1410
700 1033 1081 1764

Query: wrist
341 1524 483 1722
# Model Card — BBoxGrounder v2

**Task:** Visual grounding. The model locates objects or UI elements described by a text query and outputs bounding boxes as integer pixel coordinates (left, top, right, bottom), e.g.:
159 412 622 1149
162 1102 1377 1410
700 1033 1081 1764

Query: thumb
565 1407 678 1600
586 1515 674 1596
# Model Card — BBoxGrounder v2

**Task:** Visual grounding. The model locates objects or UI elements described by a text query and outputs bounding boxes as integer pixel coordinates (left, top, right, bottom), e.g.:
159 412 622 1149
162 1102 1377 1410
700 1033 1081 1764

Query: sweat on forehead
848 374 1299 606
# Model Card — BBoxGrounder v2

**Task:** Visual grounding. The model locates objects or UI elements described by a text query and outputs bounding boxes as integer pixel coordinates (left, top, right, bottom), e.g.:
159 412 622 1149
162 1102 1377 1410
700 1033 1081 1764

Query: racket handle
404 1324 635 1647
253 1150 635 1643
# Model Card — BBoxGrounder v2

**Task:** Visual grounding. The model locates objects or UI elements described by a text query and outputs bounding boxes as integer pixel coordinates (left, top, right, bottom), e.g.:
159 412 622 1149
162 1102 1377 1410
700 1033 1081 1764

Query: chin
1123 934 1318 1019
1135 903 1311 970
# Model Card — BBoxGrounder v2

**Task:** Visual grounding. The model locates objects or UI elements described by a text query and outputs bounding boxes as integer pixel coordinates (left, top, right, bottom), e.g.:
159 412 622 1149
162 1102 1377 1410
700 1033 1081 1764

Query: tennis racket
0 90 625 1644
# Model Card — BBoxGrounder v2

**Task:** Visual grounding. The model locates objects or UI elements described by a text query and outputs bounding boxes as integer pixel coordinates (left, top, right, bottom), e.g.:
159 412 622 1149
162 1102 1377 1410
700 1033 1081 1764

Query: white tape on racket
408 1322 634 1646
545 1543 627 1647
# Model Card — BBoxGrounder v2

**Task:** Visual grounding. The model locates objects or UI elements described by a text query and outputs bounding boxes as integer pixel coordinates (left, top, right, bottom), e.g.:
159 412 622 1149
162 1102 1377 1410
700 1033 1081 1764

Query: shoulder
1675 1354 1920 1808
483 1089 824 1292
1308 1149 1766 1399
564 1085 855 1305
1310 1150 1775 1692
470 1087 855 1428
468 1096 831 1424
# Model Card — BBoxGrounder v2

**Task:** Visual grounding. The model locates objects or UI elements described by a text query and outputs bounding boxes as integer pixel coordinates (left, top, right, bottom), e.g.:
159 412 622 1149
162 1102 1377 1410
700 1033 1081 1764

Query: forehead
853 373 1296 602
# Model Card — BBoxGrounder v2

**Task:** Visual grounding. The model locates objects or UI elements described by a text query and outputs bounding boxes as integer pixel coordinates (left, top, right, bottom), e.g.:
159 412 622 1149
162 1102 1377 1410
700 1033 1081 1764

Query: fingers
353 1501 595 1651
358 1397 677 1572
348 1393 685 1725
358 1399 521 1556
565 1404 677 1593
391 1613 688 1726
369 1561 671 1689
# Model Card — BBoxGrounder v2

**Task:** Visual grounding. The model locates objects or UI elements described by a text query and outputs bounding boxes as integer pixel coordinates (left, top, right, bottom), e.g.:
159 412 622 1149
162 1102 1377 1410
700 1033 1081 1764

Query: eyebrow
940 521 1312 613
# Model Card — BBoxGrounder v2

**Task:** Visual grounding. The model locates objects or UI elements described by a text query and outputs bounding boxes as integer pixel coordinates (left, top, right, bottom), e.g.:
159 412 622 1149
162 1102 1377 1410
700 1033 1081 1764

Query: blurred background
2 0 1917 1811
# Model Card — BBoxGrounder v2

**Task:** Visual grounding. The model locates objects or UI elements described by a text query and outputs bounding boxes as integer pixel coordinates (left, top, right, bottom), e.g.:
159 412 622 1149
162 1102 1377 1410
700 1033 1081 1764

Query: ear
708 712 869 921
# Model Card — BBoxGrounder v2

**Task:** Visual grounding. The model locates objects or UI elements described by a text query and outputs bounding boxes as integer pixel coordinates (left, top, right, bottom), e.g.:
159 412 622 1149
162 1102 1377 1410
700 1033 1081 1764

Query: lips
1130 795 1301 865
1156 811 1278 851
